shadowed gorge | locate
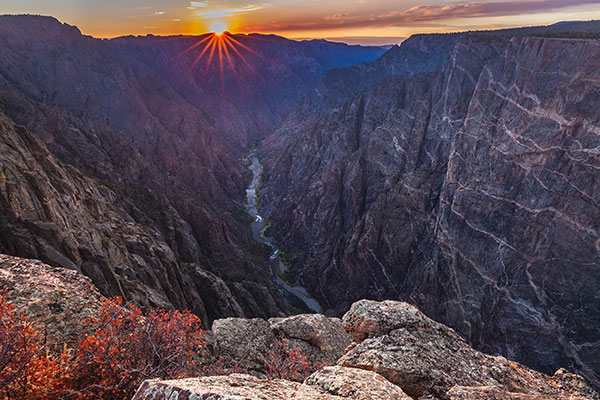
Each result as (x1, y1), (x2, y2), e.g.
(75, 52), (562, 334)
(0, 14), (385, 325)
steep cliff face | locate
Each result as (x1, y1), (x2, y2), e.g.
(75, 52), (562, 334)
(261, 32), (506, 304)
(432, 35), (600, 386)
(0, 110), (272, 324)
(260, 29), (600, 387)
(0, 15), (384, 322)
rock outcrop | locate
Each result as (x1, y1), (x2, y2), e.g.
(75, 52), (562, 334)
(133, 372), (409, 400)
(447, 385), (592, 400)
(305, 366), (412, 400)
(339, 300), (598, 399)
(260, 21), (600, 387)
(212, 318), (276, 371)
(210, 313), (352, 371)
(135, 300), (597, 400)
(0, 254), (103, 344)
(270, 314), (353, 365)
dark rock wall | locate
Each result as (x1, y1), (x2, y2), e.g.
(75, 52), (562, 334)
(261, 33), (600, 387)
(0, 111), (249, 325)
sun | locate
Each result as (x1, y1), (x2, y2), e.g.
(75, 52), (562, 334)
(210, 21), (227, 35)
(179, 24), (262, 85)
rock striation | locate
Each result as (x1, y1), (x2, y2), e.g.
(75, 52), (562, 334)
(260, 22), (600, 387)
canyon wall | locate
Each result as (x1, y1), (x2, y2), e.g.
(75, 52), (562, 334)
(261, 27), (600, 387)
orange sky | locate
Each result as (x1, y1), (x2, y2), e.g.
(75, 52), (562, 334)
(2, 0), (600, 45)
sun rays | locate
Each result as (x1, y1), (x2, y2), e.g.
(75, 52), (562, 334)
(181, 31), (261, 85)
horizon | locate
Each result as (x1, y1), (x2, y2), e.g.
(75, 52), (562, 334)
(1, 13), (599, 47)
(1, 1), (600, 46)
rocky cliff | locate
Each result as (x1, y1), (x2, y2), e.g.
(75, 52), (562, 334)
(1, 13), (599, 392)
(0, 111), (251, 324)
(0, 15), (384, 323)
(260, 23), (600, 387)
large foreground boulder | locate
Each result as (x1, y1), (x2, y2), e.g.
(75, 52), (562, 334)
(305, 366), (411, 400)
(447, 385), (592, 400)
(212, 318), (276, 371)
(133, 374), (340, 400)
(211, 313), (352, 371)
(269, 314), (353, 364)
(339, 300), (599, 399)
(133, 369), (409, 400)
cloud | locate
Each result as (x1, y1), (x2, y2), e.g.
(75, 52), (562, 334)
(324, 13), (350, 21)
(154, 11), (166, 15)
(243, 0), (600, 32)
(196, 4), (265, 19)
(190, 1), (208, 8)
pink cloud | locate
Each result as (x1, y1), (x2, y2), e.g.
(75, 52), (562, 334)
(243, 0), (600, 32)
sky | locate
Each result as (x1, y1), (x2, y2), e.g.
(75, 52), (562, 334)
(2, 0), (600, 45)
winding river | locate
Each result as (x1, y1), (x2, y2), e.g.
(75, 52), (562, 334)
(245, 149), (322, 313)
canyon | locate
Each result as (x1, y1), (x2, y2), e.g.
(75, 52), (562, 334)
(0, 15), (383, 324)
(0, 14), (599, 395)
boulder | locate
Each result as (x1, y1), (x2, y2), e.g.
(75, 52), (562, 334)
(212, 318), (276, 371)
(341, 299), (452, 343)
(305, 366), (411, 400)
(269, 314), (352, 364)
(210, 313), (353, 372)
(133, 369), (411, 400)
(338, 300), (599, 399)
(133, 374), (345, 399)
(447, 385), (590, 400)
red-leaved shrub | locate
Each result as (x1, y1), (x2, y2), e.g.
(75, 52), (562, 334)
(265, 335), (324, 382)
(0, 295), (322, 399)
(67, 297), (205, 399)
(0, 292), (62, 400)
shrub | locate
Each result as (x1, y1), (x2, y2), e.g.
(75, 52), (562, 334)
(265, 335), (324, 382)
(1, 294), (323, 399)
(0, 292), (62, 400)
(67, 297), (205, 399)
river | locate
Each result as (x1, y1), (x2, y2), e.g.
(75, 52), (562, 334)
(245, 149), (322, 313)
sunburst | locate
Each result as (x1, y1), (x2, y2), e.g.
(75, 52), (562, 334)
(180, 31), (262, 85)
